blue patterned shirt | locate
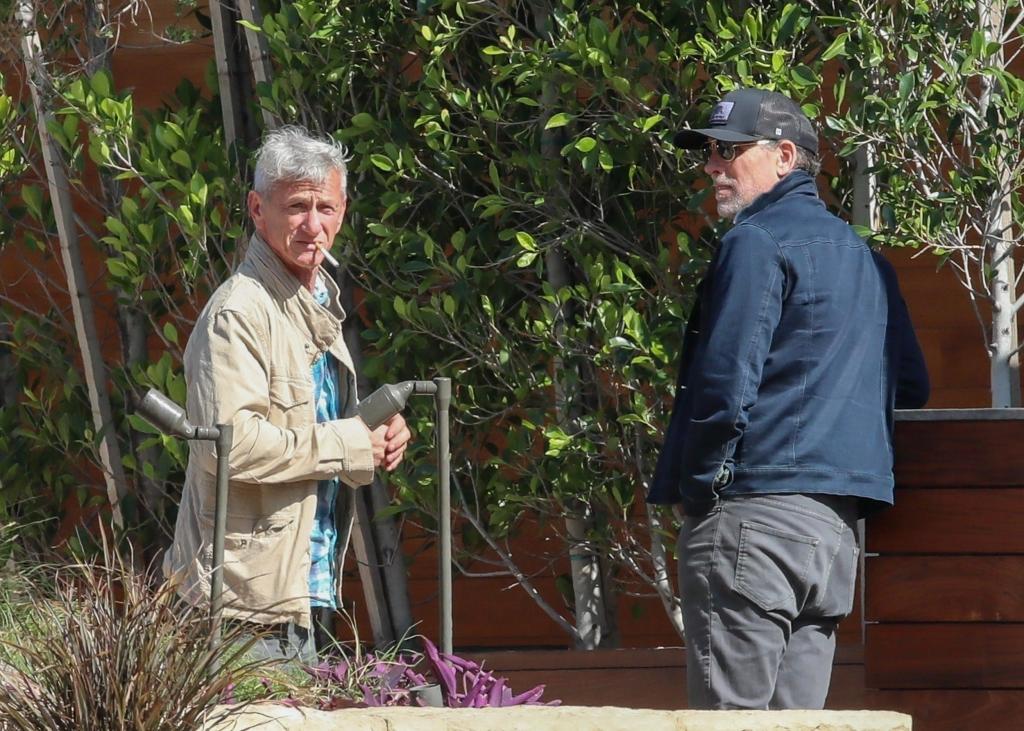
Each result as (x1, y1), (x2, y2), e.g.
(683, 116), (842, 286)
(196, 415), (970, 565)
(309, 276), (342, 608)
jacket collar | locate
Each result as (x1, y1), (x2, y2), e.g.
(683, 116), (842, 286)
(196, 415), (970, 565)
(242, 233), (346, 354)
(734, 170), (820, 223)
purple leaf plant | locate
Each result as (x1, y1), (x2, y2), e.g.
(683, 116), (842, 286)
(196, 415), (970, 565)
(295, 637), (558, 709)
(420, 637), (556, 708)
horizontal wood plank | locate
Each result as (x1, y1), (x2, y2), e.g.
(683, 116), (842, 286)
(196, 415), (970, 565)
(483, 666), (687, 709)
(867, 489), (1024, 554)
(866, 556), (1024, 622)
(866, 624), (1024, 689)
(860, 689), (1024, 731)
(894, 420), (1024, 486)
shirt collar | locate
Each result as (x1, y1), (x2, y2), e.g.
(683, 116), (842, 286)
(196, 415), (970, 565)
(241, 233), (346, 353)
(734, 171), (819, 223)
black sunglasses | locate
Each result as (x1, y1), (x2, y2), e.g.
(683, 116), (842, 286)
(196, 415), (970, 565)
(704, 139), (770, 162)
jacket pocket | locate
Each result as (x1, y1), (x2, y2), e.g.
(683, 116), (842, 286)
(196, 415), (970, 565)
(268, 375), (311, 424)
(202, 508), (299, 610)
(733, 520), (819, 615)
(201, 503), (297, 543)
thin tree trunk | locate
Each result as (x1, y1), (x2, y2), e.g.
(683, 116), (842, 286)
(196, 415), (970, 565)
(83, 0), (169, 546)
(530, 0), (612, 650)
(18, 0), (130, 531)
(977, 0), (1020, 407)
(209, 0), (259, 153)
(236, 0), (277, 130)
(341, 268), (416, 647)
(644, 501), (684, 638)
(852, 146), (877, 232)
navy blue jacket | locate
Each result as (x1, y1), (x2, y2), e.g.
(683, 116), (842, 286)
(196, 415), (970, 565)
(648, 172), (929, 515)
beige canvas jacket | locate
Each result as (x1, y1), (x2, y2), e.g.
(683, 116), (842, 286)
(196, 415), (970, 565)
(163, 233), (375, 628)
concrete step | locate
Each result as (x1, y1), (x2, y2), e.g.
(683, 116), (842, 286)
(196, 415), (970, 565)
(205, 704), (911, 731)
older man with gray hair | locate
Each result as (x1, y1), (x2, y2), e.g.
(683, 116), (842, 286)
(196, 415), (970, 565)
(164, 126), (411, 662)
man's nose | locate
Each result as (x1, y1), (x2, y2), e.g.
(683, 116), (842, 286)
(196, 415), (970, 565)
(302, 208), (323, 233)
(704, 151), (724, 176)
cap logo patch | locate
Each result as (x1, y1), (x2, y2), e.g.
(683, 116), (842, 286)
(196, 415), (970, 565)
(775, 127), (783, 135)
(709, 101), (734, 125)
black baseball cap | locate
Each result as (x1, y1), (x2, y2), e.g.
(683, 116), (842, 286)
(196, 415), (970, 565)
(673, 88), (818, 154)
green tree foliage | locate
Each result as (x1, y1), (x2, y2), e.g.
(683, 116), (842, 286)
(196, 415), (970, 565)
(822, 0), (1024, 405)
(0, 2), (240, 547)
(5, 0), (993, 642)
(246, 0), (841, 640)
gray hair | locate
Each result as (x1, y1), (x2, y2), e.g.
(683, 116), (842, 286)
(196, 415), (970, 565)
(765, 140), (821, 178)
(252, 126), (349, 197)
(792, 145), (822, 177)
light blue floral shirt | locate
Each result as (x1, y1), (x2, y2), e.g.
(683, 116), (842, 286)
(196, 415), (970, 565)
(309, 276), (342, 608)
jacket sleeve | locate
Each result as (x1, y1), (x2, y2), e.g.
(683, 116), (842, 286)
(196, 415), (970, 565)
(187, 306), (375, 488)
(677, 224), (785, 513)
(874, 252), (930, 409)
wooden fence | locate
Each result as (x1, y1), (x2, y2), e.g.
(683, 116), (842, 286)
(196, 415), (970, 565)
(414, 412), (1024, 731)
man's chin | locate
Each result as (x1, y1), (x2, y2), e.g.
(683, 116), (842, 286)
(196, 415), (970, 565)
(716, 200), (742, 220)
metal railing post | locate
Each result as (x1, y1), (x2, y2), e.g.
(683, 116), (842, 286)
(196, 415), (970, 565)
(434, 377), (452, 655)
(209, 423), (233, 654)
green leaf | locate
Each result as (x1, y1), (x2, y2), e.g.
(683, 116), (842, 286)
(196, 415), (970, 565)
(370, 154), (394, 171)
(574, 136), (597, 153)
(351, 112), (375, 129)
(820, 33), (848, 61)
(105, 216), (129, 239)
(90, 70), (112, 97)
(790, 65), (818, 88)
(162, 322), (178, 345)
(544, 426), (571, 456)
(544, 113), (572, 129)
(106, 258), (131, 278)
(21, 184), (42, 219)
(641, 114), (663, 132)
(898, 72), (915, 101)
(515, 231), (536, 251)
(516, 251), (537, 267)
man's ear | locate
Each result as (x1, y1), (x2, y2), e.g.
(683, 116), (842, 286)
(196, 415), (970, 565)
(775, 140), (798, 177)
(247, 190), (262, 224)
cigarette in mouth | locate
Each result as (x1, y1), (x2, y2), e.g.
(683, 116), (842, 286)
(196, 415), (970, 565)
(317, 242), (339, 267)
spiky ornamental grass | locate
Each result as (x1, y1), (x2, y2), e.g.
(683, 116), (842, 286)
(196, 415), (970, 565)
(0, 545), (277, 731)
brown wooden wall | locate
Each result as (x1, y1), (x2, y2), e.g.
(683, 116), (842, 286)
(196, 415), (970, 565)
(477, 644), (1022, 730)
(467, 417), (1024, 731)
(884, 247), (997, 409)
(860, 416), (1024, 728)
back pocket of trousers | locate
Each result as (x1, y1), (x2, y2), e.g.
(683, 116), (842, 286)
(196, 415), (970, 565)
(733, 521), (819, 614)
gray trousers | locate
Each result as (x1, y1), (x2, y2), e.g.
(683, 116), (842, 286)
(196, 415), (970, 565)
(677, 493), (860, 710)
(230, 607), (335, 667)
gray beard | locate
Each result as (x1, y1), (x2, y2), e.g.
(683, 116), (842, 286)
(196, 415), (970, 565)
(716, 197), (746, 220)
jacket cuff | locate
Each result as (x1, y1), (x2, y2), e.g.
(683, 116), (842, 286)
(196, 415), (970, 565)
(329, 417), (376, 487)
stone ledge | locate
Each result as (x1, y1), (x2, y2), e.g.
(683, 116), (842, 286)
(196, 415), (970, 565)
(205, 705), (911, 731)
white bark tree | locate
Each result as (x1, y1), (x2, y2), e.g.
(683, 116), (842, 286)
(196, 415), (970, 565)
(823, 0), (1024, 406)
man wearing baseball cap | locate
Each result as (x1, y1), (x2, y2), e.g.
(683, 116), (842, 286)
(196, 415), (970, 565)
(647, 88), (929, 709)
